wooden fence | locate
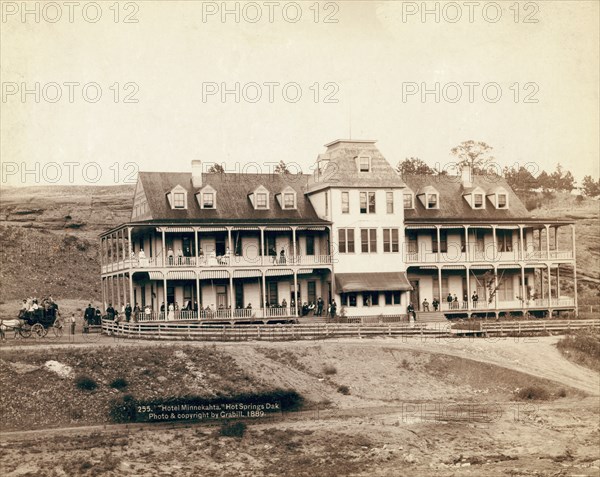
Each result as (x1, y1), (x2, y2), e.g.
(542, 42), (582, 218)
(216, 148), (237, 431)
(101, 319), (600, 341)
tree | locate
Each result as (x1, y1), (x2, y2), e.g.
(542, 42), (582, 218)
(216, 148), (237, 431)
(581, 175), (600, 198)
(503, 165), (538, 193)
(274, 160), (290, 175)
(549, 164), (576, 192)
(396, 157), (435, 177)
(207, 163), (225, 173)
(450, 140), (495, 174)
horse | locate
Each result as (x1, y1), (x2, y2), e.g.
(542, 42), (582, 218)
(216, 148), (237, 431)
(0, 319), (25, 340)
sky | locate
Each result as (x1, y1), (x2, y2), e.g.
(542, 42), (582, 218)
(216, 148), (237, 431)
(1, 0), (598, 187)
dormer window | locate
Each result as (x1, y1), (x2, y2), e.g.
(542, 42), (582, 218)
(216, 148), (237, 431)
(173, 193), (185, 209)
(473, 193), (484, 209)
(256, 193), (268, 209)
(358, 156), (371, 172)
(426, 193), (438, 209)
(203, 192), (214, 208)
(283, 192), (295, 209)
(167, 185), (188, 210)
(403, 192), (414, 209)
(498, 193), (507, 208)
(197, 184), (217, 210)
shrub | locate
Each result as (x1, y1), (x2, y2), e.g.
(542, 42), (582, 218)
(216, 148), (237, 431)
(514, 386), (550, 401)
(110, 377), (129, 390)
(219, 421), (247, 438)
(75, 375), (97, 391)
(323, 364), (337, 375)
(557, 329), (600, 371)
(337, 385), (350, 395)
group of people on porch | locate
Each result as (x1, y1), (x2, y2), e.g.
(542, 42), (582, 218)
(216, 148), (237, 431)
(413, 291), (481, 313)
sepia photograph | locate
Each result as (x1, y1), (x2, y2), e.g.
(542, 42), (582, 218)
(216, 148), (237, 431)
(1, 1), (599, 476)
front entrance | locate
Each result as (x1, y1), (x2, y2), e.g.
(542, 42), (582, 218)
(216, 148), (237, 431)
(409, 280), (420, 310)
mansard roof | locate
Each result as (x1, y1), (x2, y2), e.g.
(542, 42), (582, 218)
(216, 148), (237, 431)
(137, 171), (326, 223)
(402, 174), (530, 221)
(307, 140), (406, 191)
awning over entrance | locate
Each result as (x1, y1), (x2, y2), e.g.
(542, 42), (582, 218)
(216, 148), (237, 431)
(167, 271), (196, 280)
(335, 272), (413, 293)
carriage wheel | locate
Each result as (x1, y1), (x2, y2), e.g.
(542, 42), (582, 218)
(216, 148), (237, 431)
(31, 323), (46, 338)
(19, 325), (32, 338)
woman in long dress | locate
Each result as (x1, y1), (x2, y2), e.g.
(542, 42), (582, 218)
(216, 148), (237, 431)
(167, 303), (175, 321)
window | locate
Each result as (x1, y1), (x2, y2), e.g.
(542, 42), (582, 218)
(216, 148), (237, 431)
(358, 156), (370, 172)
(341, 191), (349, 213)
(383, 228), (399, 253)
(497, 277), (514, 301)
(427, 193), (438, 209)
(173, 192), (185, 209)
(386, 192), (394, 214)
(403, 193), (413, 209)
(363, 292), (379, 307)
(306, 234), (315, 255)
(498, 194), (507, 208)
(283, 193), (295, 209)
(267, 282), (278, 307)
(432, 230), (448, 253)
(256, 193), (268, 209)
(338, 228), (355, 253)
(360, 191), (376, 214)
(361, 228), (377, 253)
(473, 193), (484, 208)
(203, 192), (214, 209)
(384, 291), (401, 305)
(497, 230), (513, 252)
(307, 281), (316, 304)
(341, 292), (358, 307)
(325, 192), (329, 215)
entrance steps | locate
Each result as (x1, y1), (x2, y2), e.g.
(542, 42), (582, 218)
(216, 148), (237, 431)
(416, 311), (448, 323)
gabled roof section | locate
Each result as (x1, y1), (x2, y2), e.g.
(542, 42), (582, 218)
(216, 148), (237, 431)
(402, 175), (530, 221)
(137, 171), (325, 223)
(131, 177), (152, 221)
(307, 139), (405, 191)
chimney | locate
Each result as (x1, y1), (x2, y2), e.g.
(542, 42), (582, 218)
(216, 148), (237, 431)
(461, 164), (472, 188)
(191, 160), (202, 189)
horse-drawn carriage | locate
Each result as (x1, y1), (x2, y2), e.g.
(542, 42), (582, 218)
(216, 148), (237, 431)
(0, 305), (64, 339)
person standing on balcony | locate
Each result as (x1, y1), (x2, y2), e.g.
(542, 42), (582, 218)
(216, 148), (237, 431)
(446, 293), (453, 309)
(167, 247), (174, 265)
(463, 293), (469, 309)
(432, 298), (439, 311)
(453, 294), (459, 309)
(176, 248), (183, 265)
(472, 291), (479, 308)
(279, 248), (286, 264)
(167, 303), (175, 321)
(281, 298), (288, 309)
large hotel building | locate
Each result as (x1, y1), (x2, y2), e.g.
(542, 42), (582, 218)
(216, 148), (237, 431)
(100, 140), (577, 322)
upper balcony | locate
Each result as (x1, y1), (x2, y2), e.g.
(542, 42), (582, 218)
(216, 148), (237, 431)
(405, 245), (574, 265)
(101, 253), (333, 274)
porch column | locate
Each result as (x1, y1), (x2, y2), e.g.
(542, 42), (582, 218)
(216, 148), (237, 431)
(293, 271), (298, 317)
(122, 273), (127, 305)
(196, 275), (201, 312)
(556, 265), (561, 299)
(101, 277), (107, 311)
(260, 227), (265, 267)
(163, 277), (168, 313)
(127, 227), (133, 260)
(436, 225), (441, 262)
(465, 266), (471, 310)
(554, 225), (558, 251)
(547, 264), (552, 305)
(261, 272), (267, 318)
(572, 224), (578, 315)
(194, 227), (199, 265)
(227, 227), (233, 255)
(292, 227), (297, 264)
(109, 276), (114, 307)
(540, 266), (545, 301)
(519, 225), (525, 261)
(229, 272), (234, 315)
(521, 266), (526, 309)
(161, 229), (166, 267)
(464, 225), (469, 262)
(493, 266), (498, 310)
(492, 225), (497, 261)
(437, 267), (442, 308)
(545, 224), (550, 259)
